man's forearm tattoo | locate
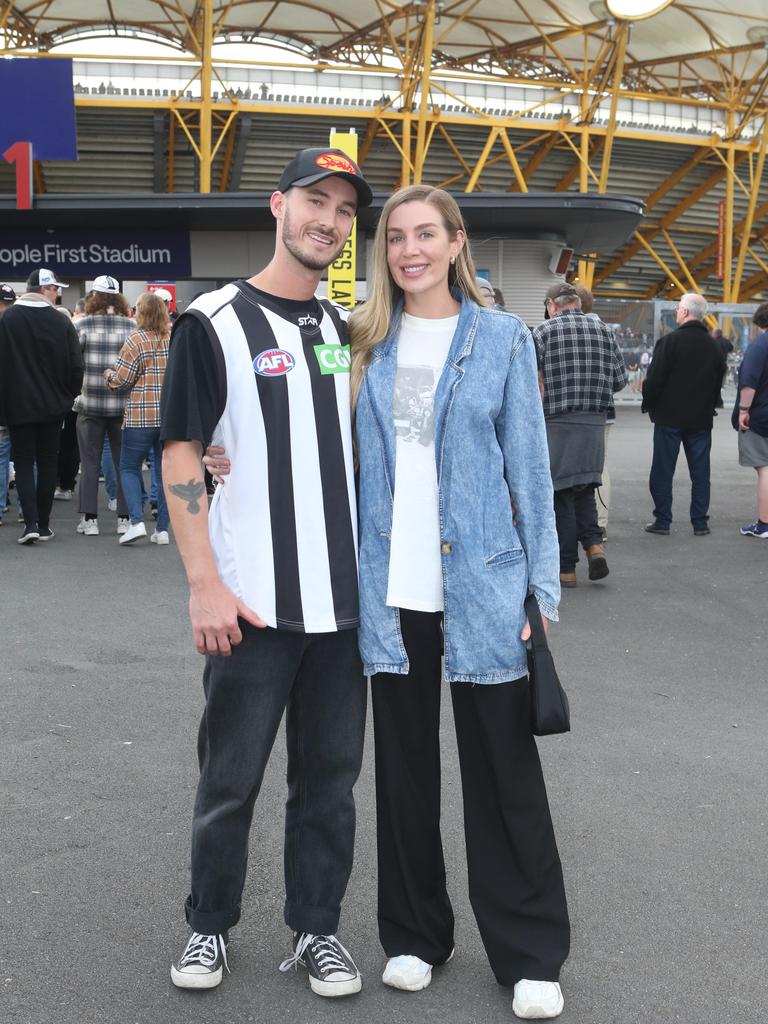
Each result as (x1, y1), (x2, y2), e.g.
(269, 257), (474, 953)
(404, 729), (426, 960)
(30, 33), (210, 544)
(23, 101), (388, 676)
(169, 479), (206, 514)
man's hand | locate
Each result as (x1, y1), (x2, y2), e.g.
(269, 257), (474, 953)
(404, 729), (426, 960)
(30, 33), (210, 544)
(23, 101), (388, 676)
(739, 409), (750, 432)
(203, 444), (231, 485)
(189, 576), (266, 656)
(520, 616), (550, 642)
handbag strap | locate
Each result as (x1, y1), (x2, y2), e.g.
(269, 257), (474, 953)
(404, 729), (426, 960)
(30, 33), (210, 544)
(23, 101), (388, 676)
(523, 593), (550, 654)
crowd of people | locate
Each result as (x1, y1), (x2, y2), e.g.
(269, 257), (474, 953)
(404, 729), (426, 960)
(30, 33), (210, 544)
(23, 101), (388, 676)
(1, 147), (768, 1021)
(0, 276), (174, 544)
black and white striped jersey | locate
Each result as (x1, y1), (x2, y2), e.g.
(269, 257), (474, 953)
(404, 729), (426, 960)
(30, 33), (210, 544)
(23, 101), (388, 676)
(160, 280), (358, 634)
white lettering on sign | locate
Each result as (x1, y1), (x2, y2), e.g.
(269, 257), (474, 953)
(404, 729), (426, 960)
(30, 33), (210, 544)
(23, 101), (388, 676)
(0, 242), (173, 267)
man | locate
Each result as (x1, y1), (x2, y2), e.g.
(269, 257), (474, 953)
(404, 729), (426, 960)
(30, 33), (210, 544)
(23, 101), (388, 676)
(533, 282), (628, 588)
(642, 292), (725, 536)
(574, 283), (614, 541)
(160, 148), (372, 997)
(0, 269), (83, 543)
(0, 285), (16, 525)
(0, 283), (16, 314)
(475, 277), (496, 307)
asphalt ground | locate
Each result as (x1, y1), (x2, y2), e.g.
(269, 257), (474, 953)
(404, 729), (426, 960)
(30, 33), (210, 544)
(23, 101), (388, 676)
(1, 403), (766, 1024)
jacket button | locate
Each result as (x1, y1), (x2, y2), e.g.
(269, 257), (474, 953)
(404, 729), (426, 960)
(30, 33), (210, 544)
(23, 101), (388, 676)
(441, 542), (452, 555)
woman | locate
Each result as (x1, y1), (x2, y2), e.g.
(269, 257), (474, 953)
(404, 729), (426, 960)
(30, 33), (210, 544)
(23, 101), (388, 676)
(105, 291), (171, 545)
(205, 186), (569, 1019)
(734, 301), (768, 538)
(74, 277), (133, 536)
(352, 185), (568, 1020)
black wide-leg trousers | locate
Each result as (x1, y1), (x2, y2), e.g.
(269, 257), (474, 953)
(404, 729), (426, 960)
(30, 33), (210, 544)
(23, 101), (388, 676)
(371, 610), (570, 986)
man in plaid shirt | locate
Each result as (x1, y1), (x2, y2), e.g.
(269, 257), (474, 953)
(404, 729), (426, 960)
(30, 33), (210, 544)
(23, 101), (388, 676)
(533, 283), (628, 587)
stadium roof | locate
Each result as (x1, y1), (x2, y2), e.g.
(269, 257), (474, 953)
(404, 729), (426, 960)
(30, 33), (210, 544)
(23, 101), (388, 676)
(4, 1), (768, 107)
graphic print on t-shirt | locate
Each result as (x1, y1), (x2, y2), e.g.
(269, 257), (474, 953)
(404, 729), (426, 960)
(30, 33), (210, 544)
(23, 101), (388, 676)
(393, 365), (438, 446)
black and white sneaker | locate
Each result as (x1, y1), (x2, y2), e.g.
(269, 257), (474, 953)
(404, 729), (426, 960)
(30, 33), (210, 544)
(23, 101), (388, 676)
(37, 527), (55, 541)
(18, 525), (39, 545)
(171, 931), (229, 990)
(279, 932), (362, 997)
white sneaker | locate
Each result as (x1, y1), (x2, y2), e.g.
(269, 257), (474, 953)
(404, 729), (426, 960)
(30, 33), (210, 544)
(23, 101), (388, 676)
(119, 521), (147, 545)
(150, 530), (170, 545)
(382, 955), (434, 992)
(116, 517), (130, 535)
(78, 517), (99, 536)
(107, 498), (117, 512)
(512, 980), (564, 1020)
(53, 488), (73, 501)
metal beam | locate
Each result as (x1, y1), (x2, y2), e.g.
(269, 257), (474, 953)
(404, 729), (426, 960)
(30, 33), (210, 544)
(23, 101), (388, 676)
(152, 111), (166, 193)
(598, 23), (629, 194)
(594, 152), (749, 286)
(198, 0), (213, 193)
(227, 113), (251, 192)
(413, 1), (437, 184)
(733, 119), (768, 299)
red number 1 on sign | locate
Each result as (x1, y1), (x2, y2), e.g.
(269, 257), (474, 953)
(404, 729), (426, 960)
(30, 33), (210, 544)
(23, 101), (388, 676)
(3, 142), (34, 210)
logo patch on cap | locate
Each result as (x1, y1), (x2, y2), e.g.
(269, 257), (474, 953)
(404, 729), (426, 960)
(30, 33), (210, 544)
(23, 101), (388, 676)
(315, 152), (358, 175)
(253, 348), (296, 377)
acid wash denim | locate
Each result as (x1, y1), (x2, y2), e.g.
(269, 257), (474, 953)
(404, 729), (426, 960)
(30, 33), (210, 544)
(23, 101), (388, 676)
(356, 295), (560, 684)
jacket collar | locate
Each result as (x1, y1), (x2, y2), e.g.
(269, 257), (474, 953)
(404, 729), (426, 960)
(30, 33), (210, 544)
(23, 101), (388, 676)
(371, 291), (479, 366)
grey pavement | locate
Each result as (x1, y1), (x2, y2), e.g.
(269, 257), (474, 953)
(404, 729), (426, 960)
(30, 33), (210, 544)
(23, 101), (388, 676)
(1, 406), (766, 1024)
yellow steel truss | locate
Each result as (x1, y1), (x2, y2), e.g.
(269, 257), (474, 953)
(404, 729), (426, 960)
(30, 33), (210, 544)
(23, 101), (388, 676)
(2, 2), (767, 297)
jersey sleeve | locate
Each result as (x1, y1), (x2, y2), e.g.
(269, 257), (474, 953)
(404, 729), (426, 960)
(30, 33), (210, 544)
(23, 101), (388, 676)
(160, 312), (227, 448)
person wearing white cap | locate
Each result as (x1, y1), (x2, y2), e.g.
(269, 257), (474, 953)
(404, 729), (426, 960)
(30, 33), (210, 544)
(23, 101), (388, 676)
(0, 269), (83, 542)
(73, 275), (134, 536)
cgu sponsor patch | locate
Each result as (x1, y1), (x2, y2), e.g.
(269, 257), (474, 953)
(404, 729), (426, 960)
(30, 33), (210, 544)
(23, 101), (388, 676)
(314, 343), (351, 375)
(253, 348), (296, 377)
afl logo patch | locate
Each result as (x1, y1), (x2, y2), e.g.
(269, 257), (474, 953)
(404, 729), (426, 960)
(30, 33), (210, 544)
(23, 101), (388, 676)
(254, 348), (295, 377)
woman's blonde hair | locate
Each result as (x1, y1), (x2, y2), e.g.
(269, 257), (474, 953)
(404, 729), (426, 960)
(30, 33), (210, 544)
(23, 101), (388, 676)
(349, 185), (486, 409)
(135, 291), (170, 336)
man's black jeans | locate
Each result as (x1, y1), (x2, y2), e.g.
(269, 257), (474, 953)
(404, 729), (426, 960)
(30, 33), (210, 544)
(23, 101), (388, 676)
(185, 623), (366, 938)
(9, 418), (61, 531)
(553, 483), (603, 573)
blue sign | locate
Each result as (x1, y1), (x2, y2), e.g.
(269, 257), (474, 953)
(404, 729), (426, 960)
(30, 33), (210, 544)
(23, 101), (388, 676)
(0, 229), (191, 278)
(0, 59), (77, 160)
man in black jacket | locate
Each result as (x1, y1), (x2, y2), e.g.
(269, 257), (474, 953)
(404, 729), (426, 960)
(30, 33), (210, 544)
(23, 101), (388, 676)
(0, 269), (84, 544)
(642, 293), (725, 536)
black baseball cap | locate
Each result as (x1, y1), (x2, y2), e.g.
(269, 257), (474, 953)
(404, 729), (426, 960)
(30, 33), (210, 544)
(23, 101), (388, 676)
(545, 282), (579, 303)
(0, 284), (16, 304)
(277, 148), (372, 208)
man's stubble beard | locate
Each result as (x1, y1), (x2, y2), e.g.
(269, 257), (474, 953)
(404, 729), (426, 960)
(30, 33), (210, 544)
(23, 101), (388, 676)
(281, 207), (347, 272)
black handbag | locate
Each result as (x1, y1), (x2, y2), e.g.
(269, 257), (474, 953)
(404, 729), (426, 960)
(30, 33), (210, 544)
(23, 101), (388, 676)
(523, 594), (570, 736)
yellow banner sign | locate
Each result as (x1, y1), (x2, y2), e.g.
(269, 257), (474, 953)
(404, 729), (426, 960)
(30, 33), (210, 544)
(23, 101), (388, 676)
(327, 129), (358, 308)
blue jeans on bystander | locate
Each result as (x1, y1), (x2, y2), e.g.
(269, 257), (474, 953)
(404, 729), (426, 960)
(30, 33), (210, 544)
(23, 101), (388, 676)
(649, 425), (712, 529)
(119, 426), (169, 532)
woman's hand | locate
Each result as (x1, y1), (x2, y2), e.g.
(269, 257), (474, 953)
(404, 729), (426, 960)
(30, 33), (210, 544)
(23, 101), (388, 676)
(203, 445), (231, 485)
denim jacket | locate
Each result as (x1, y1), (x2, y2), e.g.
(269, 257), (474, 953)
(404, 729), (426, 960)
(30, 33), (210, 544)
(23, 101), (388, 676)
(356, 294), (560, 683)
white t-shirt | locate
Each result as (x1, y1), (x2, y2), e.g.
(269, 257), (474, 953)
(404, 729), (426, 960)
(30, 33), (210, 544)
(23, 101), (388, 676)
(386, 312), (458, 612)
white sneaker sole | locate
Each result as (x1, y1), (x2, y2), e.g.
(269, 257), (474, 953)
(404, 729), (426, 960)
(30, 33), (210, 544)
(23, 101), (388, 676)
(170, 964), (223, 990)
(308, 973), (362, 997)
(512, 993), (564, 1019)
(382, 948), (453, 992)
(382, 967), (432, 992)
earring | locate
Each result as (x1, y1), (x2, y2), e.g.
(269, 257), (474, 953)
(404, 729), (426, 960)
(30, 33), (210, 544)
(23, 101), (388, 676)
(450, 256), (456, 265)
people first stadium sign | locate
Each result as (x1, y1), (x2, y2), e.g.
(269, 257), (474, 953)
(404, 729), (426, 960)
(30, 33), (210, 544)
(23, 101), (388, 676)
(0, 230), (191, 278)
